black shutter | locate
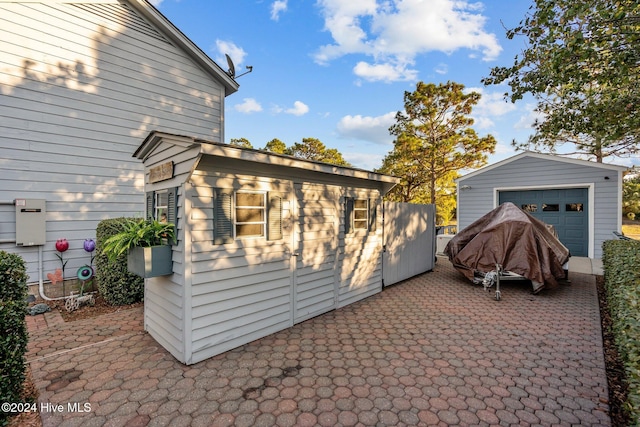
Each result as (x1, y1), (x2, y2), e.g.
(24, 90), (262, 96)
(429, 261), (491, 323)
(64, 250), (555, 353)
(146, 191), (155, 220)
(167, 187), (178, 225)
(267, 192), (283, 241)
(344, 198), (354, 234)
(214, 189), (233, 244)
(369, 198), (377, 232)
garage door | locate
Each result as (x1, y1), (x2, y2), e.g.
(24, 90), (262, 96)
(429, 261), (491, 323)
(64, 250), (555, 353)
(499, 188), (588, 256)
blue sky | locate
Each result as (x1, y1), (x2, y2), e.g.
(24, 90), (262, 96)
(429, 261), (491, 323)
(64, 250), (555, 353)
(150, 0), (637, 171)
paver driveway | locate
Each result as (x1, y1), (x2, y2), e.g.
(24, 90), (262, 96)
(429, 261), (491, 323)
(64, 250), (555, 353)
(26, 258), (610, 426)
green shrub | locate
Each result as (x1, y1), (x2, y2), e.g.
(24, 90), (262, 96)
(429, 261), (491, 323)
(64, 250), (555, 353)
(0, 251), (28, 426)
(602, 239), (640, 424)
(95, 218), (144, 306)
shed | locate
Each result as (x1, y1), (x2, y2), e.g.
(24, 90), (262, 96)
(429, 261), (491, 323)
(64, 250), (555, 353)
(456, 152), (628, 259)
(134, 131), (400, 364)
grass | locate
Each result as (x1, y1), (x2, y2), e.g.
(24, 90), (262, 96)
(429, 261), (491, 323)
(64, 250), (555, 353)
(622, 220), (640, 239)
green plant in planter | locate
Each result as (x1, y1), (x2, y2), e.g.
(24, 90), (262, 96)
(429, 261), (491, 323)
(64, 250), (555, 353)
(102, 218), (176, 262)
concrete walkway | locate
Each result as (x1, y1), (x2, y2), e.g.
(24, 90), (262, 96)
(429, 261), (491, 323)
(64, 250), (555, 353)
(26, 259), (610, 426)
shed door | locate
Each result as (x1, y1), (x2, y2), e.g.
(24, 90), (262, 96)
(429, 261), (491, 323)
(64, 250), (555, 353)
(292, 183), (339, 323)
(499, 188), (588, 256)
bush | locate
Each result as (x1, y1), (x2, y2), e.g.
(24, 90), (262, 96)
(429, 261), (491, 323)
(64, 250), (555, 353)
(602, 239), (640, 424)
(95, 218), (144, 306)
(0, 251), (29, 426)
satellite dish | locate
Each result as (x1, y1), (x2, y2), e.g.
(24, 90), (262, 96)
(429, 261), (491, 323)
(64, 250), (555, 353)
(225, 54), (236, 78)
(224, 53), (253, 79)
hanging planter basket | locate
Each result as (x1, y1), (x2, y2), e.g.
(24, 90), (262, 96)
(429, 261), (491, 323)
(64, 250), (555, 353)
(127, 245), (173, 278)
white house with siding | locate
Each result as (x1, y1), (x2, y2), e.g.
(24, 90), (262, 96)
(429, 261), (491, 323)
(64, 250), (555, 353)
(134, 131), (399, 364)
(456, 152), (628, 259)
(0, 0), (238, 288)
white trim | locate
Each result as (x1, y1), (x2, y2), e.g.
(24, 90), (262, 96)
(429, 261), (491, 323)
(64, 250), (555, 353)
(494, 183), (595, 258)
(458, 151), (628, 182)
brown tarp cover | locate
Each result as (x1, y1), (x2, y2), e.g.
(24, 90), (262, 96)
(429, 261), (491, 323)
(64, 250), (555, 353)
(444, 202), (570, 293)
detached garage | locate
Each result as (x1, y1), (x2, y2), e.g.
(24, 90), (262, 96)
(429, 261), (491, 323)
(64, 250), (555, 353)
(456, 152), (628, 259)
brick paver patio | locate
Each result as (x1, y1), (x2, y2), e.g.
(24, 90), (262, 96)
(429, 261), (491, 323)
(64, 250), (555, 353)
(26, 258), (610, 426)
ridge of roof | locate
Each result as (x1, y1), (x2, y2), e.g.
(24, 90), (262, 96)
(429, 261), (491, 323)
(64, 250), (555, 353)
(458, 151), (629, 182)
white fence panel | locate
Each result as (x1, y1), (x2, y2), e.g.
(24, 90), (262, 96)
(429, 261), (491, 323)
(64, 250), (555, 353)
(383, 202), (435, 287)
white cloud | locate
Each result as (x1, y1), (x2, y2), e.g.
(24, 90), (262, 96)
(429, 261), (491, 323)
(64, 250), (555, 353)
(271, 0), (288, 21)
(434, 63), (448, 75)
(314, 0), (501, 82)
(234, 98), (263, 113)
(148, 0), (163, 6)
(353, 61), (417, 83)
(514, 103), (543, 130)
(336, 112), (396, 145)
(285, 101), (309, 116)
(344, 151), (385, 171)
(214, 40), (247, 71)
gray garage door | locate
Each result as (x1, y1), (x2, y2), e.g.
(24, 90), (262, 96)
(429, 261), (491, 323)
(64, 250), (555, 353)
(499, 188), (588, 256)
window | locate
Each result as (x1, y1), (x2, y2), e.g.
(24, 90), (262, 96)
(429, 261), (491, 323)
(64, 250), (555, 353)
(521, 204), (537, 213)
(345, 197), (376, 234)
(566, 203), (583, 212)
(542, 204), (559, 212)
(155, 191), (168, 222)
(235, 192), (266, 238)
(146, 188), (177, 224)
(213, 189), (283, 244)
(353, 199), (368, 230)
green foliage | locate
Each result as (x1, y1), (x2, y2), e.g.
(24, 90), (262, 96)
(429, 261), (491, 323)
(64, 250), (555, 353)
(0, 252), (28, 425)
(95, 218), (145, 306)
(285, 137), (351, 167)
(483, 0), (640, 161)
(263, 138), (287, 154)
(623, 176), (640, 218)
(101, 218), (175, 262)
(602, 239), (640, 424)
(378, 81), (495, 213)
(229, 137), (253, 149)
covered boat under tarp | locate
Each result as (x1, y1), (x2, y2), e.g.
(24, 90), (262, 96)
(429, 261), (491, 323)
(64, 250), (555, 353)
(444, 202), (570, 293)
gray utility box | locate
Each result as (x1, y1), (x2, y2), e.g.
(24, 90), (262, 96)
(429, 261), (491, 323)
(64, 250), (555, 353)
(15, 199), (46, 246)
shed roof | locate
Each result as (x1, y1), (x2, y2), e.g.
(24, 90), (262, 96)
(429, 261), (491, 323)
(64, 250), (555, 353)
(458, 151), (629, 182)
(135, 131), (400, 193)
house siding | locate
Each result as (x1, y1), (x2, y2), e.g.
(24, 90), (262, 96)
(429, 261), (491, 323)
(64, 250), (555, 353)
(458, 155), (625, 259)
(0, 0), (226, 281)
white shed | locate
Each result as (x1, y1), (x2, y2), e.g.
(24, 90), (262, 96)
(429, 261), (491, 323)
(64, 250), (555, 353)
(134, 131), (399, 364)
(456, 152), (628, 259)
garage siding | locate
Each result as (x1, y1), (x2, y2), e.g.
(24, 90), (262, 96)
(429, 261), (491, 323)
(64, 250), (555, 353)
(458, 154), (625, 259)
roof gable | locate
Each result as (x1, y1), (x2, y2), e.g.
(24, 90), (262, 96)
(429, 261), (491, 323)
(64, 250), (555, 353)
(458, 151), (628, 182)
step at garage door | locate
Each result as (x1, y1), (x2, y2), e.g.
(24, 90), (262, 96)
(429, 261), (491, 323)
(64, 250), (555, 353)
(499, 188), (588, 257)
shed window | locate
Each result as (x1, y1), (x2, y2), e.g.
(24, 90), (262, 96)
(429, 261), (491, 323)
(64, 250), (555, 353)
(345, 198), (377, 234)
(235, 192), (265, 238)
(353, 199), (368, 230)
(155, 191), (169, 222)
(146, 188), (177, 225)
